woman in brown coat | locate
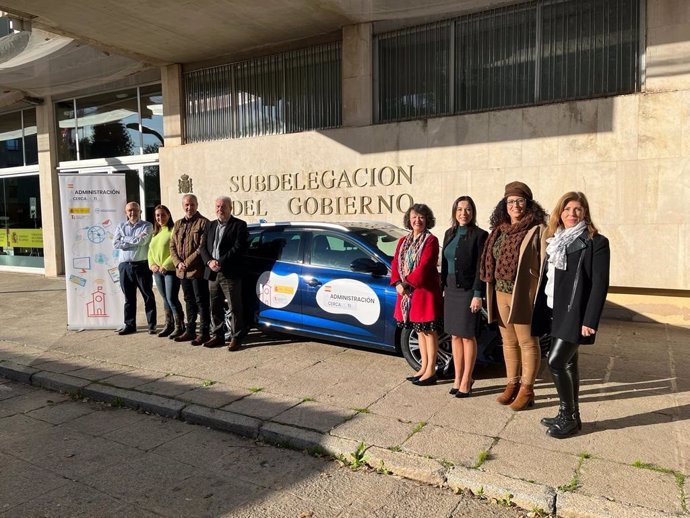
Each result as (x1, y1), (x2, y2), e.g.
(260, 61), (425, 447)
(480, 182), (547, 411)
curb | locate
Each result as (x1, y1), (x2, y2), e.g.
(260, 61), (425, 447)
(80, 383), (187, 418)
(0, 361), (39, 383)
(0, 362), (677, 518)
(182, 404), (261, 438)
(446, 465), (556, 514)
(556, 492), (676, 518)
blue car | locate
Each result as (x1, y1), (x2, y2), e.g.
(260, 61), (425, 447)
(229, 221), (503, 375)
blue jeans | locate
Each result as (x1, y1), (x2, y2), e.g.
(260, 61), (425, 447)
(153, 272), (183, 319)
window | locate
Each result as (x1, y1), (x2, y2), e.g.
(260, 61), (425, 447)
(310, 233), (370, 270)
(0, 109), (37, 168)
(185, 41), (342, 142)
(376, 0), (641, 122)
(378, 22), (451, 121)
(248, 230), (303, 263)
(55, 85), (164, 162)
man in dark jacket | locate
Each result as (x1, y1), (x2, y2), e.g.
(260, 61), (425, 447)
(170, 194), (210, 345)
(200, 196), (248, 351)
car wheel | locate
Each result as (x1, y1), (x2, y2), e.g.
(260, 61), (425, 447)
(400, 327), (454, 378)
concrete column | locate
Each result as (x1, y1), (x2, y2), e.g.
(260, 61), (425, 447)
(342, 23), (373, 127)
(161, 64), (185, 147)
(36, 96), (64, 276)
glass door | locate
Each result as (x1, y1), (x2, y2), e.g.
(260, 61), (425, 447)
(0, 174), (44, 268)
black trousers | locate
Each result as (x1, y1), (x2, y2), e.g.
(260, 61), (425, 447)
(209, 272), (243, 340)
(180, 277), (210, 336)
(547, 338), (580, 412)
(118, 260), (156, 330)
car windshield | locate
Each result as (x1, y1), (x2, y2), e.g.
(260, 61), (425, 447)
(352, 226), (407, 260)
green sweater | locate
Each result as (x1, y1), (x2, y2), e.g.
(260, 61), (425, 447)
(147, 226), (175, 271)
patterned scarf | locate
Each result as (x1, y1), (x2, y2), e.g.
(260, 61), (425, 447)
(397, 230), (431, 323)
(480, 213), (537, 283)
(546, 221), (587, 270)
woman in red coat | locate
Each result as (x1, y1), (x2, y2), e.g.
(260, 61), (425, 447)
(391, 203), (444, 386)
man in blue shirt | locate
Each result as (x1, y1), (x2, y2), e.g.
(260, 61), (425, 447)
(113, 201), (157, 335)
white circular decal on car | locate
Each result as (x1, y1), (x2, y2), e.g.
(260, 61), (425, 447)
(316, 279), (380, 326)
(256, 271), (299, 308)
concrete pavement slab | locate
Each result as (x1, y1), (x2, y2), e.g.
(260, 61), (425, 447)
(26, 398), (96, 425)
(483, 438), (581, 489)
(136, 373), (205, 397)
(556, 492), (675, 518)
(222, 390), (301, 420)
(446, 465), (556, 514)
(608, 356), (674, 382)
(3, 482), (152, 518)
(0, 413), (55, 442)
(177, 382), (247, 408)
(63, 405), (149, 436)
(331, 412), (416, 448)
(261, 366), (344, 399)
(99, 369), (167, 389)
(317, 375), (401, 409)
(0, 388), (70, 418)
(67, 361), (136, 382)
(4, 426), (145, 480)
(85, 452), (218, 514)
(584, 410), (681, 471)
(0, 378), (33, 400)
(29, 354), (100, 374)
(428, 395), (514, 437)
(578, 457), (685, 514)
(402, 423), (494, 469)
(332, 471), (459, 517)
(151, 427), (251, 468)
(102, 413), (193, 451)
(367, 379), (453, 422)
(0, 452), (70, 510)
(272, 399), (357, 432)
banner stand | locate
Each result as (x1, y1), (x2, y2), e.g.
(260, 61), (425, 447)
(58, 173), (127, 330)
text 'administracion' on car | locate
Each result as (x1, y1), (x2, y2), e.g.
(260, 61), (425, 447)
(228, 221), (503, 376)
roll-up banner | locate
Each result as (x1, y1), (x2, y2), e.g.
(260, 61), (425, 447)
(59, 173), (127, 330)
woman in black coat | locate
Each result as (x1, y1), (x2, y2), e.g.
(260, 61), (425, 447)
(532, 191), (610, 438)
(441, 196), (488, 397)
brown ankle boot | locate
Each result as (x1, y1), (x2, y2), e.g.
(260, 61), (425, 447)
(496, 381), (521, 405)
(510, 384), (535, 411)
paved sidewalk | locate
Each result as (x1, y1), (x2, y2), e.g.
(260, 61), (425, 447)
(0, 379), (524, 517)
(1, 273), (688, 517)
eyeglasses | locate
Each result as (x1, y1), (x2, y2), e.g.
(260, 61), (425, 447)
(506, 198), (526, 206)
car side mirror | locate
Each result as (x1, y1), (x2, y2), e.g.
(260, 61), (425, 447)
(350, 257), (387, 276)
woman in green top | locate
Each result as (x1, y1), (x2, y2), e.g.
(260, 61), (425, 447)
(441, 196), (488, 398)
(148, 205), (184, 338)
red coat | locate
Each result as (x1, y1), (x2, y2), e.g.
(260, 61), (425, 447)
(390, 234), (443, 323)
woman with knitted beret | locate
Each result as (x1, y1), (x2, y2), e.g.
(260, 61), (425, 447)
(480, 182), (547, 410)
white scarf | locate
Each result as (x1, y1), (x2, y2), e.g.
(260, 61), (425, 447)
(546, 221), (587, 270)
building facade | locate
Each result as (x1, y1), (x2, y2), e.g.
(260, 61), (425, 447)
(1, 0), (689, 323)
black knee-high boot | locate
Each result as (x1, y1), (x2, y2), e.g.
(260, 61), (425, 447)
(545, 338), (580, 439)
(541, 349), (582, 430)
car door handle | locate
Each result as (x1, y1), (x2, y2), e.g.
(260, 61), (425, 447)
(303, 276), (322, 287)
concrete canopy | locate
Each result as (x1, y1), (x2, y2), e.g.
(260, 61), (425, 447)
(0, 28), (146, 107)
(0, 0), (509, 64)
